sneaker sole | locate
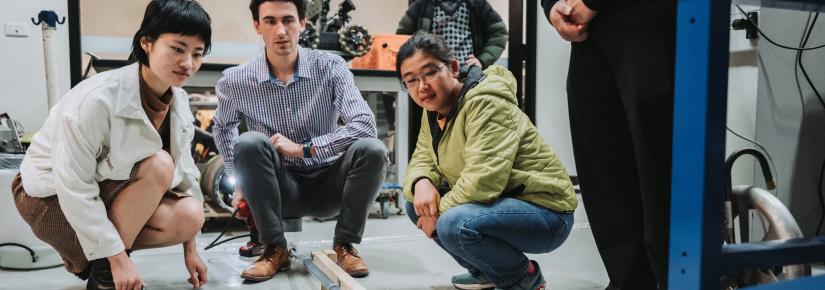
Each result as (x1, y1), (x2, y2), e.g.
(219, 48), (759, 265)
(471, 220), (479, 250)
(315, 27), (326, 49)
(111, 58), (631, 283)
(239, 248), (264, 257)
(348, 270), (369, 278)
(452, 283), (496, 290)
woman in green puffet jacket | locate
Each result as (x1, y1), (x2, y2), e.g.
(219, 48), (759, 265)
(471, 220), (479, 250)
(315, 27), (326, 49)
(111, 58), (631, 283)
(398, 32), (577, 290)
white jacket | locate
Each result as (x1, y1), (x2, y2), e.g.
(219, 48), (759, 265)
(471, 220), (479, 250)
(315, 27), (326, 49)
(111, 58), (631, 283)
(20, 63), (202, 260)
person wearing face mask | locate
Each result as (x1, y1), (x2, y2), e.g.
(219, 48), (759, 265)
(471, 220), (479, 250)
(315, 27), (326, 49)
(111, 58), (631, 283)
(542, 0), (676, 289)
(397, 0), (508, 70)
(398, 32), (577, 290)
(212, 0), (388, 283)
(13, 1), (211, 289)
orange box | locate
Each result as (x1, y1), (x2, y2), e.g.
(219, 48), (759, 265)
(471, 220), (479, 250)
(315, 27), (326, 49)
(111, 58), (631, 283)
(350, 34), (411, 71)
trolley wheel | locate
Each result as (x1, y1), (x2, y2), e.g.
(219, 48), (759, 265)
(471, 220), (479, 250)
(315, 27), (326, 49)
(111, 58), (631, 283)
(380, 198), (390, 219)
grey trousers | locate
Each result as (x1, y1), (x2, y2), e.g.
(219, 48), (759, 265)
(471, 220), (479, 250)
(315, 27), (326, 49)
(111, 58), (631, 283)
(234, 132), (388, 246)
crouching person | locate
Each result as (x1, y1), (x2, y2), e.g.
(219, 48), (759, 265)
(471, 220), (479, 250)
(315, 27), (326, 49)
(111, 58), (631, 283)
(212, 0), (389, 282)
(13, 1), (211, 289)
(398, 32), (578, 290)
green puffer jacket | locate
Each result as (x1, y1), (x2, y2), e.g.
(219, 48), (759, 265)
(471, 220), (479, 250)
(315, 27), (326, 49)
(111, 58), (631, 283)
(396, 0), (508, 68)
(403, 65), (578, 213)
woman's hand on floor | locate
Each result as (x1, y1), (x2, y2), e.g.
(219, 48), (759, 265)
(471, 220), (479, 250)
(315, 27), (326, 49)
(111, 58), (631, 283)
(183, 244), (208, 288)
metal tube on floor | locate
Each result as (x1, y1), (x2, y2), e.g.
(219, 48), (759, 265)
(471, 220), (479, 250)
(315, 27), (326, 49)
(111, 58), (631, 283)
(292, 252), (340, 290)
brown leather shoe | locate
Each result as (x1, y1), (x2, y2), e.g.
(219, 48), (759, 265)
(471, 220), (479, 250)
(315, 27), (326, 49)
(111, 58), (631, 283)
(240, 244), (291, 282)
(333, 242), (369, 277)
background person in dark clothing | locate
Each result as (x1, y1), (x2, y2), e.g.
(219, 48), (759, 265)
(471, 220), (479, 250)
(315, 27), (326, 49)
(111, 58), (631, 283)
(541, 0), (676, 289)
(397, 0), (508, 70)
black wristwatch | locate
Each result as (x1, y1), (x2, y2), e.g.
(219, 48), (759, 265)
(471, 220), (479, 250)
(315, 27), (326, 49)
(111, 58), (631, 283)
(302, 141), (313, 158)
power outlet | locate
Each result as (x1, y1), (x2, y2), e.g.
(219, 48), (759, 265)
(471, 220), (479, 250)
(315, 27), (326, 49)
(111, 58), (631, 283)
(4, 23), (30, 37)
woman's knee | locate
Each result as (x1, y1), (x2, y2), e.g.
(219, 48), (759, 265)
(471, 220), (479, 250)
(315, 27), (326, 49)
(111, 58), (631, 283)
(173, 198), (205, 238)
(436, 205), (479, 243)
(137, 151), (174, 188)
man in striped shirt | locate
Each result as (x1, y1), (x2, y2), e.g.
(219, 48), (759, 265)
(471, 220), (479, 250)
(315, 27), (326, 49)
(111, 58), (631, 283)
(213, 0), (388, 282)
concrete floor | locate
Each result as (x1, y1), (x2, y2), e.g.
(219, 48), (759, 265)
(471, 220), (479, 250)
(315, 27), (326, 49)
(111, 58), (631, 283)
(0, 196), (609, 290)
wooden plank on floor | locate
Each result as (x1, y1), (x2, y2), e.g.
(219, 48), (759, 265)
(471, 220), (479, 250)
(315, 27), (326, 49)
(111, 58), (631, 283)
(312, 251), (366, 290)
(323, 249), (336, 261)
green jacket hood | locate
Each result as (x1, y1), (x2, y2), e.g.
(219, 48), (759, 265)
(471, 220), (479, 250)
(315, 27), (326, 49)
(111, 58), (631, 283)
(463, 65), (519, 107)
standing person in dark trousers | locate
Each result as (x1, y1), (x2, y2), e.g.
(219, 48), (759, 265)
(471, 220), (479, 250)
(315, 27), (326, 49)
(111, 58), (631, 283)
(213, 0), (388, 283)
(541, 0), (676, 289)
(397, 0), (508, 70)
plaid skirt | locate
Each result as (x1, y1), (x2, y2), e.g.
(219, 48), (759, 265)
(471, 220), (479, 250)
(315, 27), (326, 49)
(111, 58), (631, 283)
(11, 163), (188, 279)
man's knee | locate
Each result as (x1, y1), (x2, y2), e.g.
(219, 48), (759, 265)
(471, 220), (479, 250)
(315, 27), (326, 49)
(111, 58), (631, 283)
(234, 131), (272, 160)
(350, 138), (388, 164)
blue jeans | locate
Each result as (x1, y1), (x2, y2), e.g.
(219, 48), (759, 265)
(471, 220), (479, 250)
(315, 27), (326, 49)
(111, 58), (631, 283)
(405, 198), (574, 287)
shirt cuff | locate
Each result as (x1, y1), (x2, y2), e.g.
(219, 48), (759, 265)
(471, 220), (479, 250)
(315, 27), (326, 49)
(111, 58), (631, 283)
(438, 192), (457, 214)
(83, 239), (125, 261)
(311, 135), (335, 160)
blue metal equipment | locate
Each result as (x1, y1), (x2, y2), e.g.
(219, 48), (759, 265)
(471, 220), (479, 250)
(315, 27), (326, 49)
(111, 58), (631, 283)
(669, 0), (825, 289)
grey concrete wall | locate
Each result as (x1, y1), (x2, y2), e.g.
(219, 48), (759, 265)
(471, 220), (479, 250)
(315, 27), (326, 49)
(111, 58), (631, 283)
(755, 7), (825, 237)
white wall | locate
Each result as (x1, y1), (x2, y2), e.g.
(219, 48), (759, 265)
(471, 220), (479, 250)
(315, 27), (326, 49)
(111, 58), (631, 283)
(533, 5), (761, 185)
(726, 6), (761, 189)
(488, 0), (509, 60)
(752, 7), (825, 235)
(533, 7), (576, 175)
(0, 0), (71, 133)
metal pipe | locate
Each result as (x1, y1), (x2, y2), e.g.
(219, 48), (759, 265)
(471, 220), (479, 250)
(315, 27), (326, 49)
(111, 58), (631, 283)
(732, 186), (801, 241)
(291, 252), (340, 290)
(32, 10), (67, 110)
(731, 185), (811, 282)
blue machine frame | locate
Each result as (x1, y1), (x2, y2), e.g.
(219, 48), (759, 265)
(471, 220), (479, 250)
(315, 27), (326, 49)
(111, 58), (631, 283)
(669, 0), (825, 289)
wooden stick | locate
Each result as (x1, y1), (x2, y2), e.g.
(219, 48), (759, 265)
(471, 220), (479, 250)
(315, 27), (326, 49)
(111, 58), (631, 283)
(312, 251), (366, 290)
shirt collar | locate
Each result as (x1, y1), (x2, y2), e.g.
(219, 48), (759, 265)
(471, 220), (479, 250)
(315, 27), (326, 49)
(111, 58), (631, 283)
(114, 63), (144, 119)
(255, 46), (313, 84)
(296, 46), (313, 80)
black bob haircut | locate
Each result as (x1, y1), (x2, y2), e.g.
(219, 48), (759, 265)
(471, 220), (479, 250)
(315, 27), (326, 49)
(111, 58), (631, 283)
(395, 32), (454, 80)
(130, 0), (212, 66)
(249, 0), (306, 21)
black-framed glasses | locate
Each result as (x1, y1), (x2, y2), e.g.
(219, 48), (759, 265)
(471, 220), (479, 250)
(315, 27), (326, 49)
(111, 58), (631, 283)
(400, 63), (447, 90)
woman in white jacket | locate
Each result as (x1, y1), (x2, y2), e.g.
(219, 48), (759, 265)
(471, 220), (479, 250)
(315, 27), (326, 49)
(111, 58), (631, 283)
(13, 1), (211, 289)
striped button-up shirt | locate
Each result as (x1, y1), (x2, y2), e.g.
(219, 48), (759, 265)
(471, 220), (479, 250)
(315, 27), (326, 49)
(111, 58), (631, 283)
(214, 47), (377, 176)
